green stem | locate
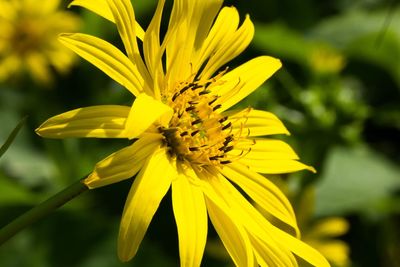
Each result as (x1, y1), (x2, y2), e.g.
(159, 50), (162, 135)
(0, 178), (89, 245)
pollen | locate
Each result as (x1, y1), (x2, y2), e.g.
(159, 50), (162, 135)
(160, 76), (240, 168)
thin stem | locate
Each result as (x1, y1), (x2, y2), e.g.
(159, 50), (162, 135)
(0, 178), (89, 245)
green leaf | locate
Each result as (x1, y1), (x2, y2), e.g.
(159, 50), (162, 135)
(0, 116), (27, 159)
(253, 23), (314, 64)
(315, 145), (400, 217)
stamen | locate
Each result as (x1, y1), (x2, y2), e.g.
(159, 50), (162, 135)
(191, 118), (202, 125)
(185, 106), (196, 112)
(222, 122), (232, 130)
(212, 104), (222, 111)
(199, 90), (210, 95)
(191, 130), (200, 136)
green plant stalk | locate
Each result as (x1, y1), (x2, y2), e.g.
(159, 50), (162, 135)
(0, 178), (89, 245)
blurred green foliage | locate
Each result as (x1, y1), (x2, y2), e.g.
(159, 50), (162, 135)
(1, 0), (399, 266)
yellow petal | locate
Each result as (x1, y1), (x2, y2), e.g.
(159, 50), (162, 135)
(250, 235), (298, 267)
(212, 56), (282, 112)
(123, 93), (173, 139)
(59, 33), (144, 96)
(118, 148), (175, 261)
(200, 14), (254, 80)
(165, 0), (223, 82)
(308, 217), (349, 237)
(36, 105), (130, 138)
(269, 226), (331, 267)
(105, 0), (151, 88)
(214, 175), (330, 267)
(206, 175), (295, 266)
(221, 162), (299, 237)
(143, 0), (165, 99)
(203, 182), (254, 267)
(225, 108), (289, 137)
(84, 133), (163, 188)
(238, 157), (316, 174)
(69, 0), (145, 40)
(233, 139), (299, 160)
(172, 171), (208, 267)
(193, 6), (239, 75)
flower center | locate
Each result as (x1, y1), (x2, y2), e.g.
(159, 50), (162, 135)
(160, 78), (235, 168)
(12, 19), (43, 55)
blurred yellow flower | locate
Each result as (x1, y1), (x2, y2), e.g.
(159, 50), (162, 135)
(309, 45), (346, 75)
(303, 217), (350, 267)
(296, 187), (350, 267)
(0, 0), (80, 85)
(36, 0), (330, 266)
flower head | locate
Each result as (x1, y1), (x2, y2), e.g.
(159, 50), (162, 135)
(0, 0), (80, 84)
(36, 0), (330, 266)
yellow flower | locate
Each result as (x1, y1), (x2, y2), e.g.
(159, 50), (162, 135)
(303, 217), (350, 267)
(0, 0), (80, 85)
(36, 0), (330, 266)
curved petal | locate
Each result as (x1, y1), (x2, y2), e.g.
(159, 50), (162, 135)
(221, 162), (299, 237)
(214, 175), (330, 267)
(172, 171), (208, 267)
(105, 0), (152, 90)
(192, 6), (239, 75)
(84, 133), (163, 188)
(118, 148), (176, 262)
(123, 93), (173, 139)
(225, 108), (289, 137)
(69, 0), (145, 40)
(250, 235), (298, 267)
(143, 0), (165, 99)
(35, 105), (130, 138)
(200, 14), (254, 80)
(206, 175), (296, 266)
(211, 56), (282, 112)
(202, 180), (254, 267)
(165, 0), (223, 83)
(238, 157), (316, 174)
(59, 33), (144, 96)
(233, 139), (299, 160)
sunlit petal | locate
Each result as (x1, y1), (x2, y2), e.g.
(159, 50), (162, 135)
(118, 148), (176, 261)
(59, 33), (144, 96)
(36, 105), (130, 138)
(225, 108), (290, 136)
(123, 93), (173, 139)
(221, 162), (299, 236)
(85, 133), (163, 188)
(212, 56), (282, 112)
(69, 0), (145, 40)
(172, 171), (208, 267)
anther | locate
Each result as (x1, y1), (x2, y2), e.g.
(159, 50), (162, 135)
(172, 92), (179, 102)
(191, 130), (200, 136)
(191, 84), (203, 90)
(218, 116), (228, 123)
(222, 122), (232, 130)
(209, 155), (223, 161)
(189, 147), (199, 152)
(199, 90), (210, 95)
(185, 106), (196, 112)
(191, 118), (202, 125)
(208, 98), (218, 105)
(179, 85), (190, 94)
(223, 135), (233, 146)
(212, 104), (222, 111)
(223, 146), (234, 152)
(220, 160), (231, 164)
(180, 131), (188, 137)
